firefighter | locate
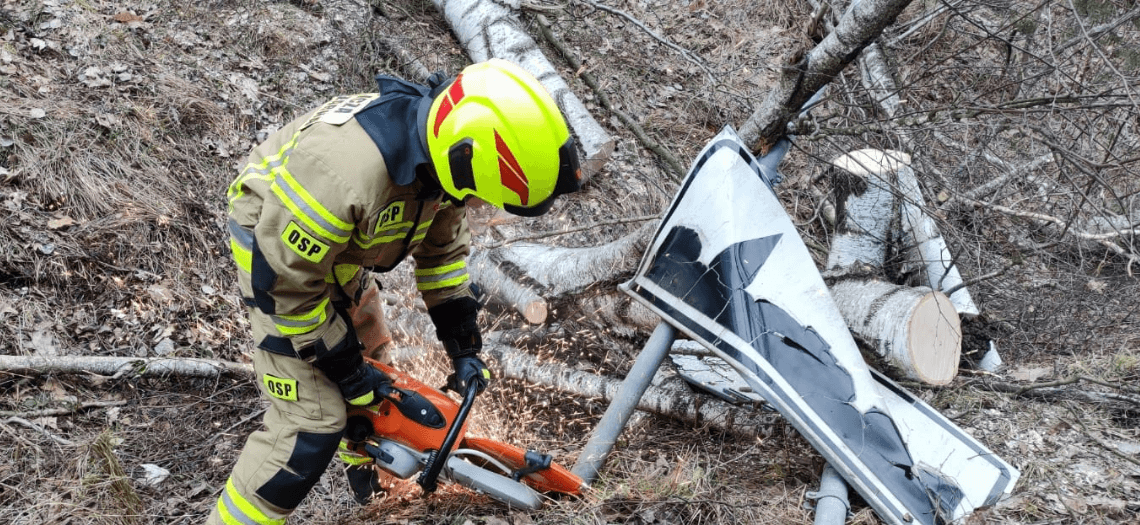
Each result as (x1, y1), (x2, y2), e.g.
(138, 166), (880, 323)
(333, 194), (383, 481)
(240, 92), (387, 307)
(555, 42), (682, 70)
(209, 58), (581, 525)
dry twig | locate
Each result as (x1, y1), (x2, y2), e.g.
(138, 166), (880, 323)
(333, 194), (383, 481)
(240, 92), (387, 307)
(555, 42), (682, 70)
(969, 376), (1140, 407)
(532, 14), (686, 181)
(0, 400), (127, 419)
(573, 0), (717, 82)
(3, 416), (75, 446)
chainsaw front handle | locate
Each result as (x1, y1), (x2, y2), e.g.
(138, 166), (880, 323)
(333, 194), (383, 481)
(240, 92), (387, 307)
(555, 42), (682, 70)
(417, 381), (478, 493)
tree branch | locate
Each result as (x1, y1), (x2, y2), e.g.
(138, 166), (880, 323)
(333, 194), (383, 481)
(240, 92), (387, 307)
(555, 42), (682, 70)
(738, 0), (915, 152)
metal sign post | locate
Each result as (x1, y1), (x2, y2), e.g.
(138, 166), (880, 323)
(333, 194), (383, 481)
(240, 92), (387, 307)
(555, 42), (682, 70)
(570, 321), (675, 484)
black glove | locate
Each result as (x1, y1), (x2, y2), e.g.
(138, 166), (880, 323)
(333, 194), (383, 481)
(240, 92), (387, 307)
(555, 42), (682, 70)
(428, 297), (490, 395)
(448, 355), (490, 394)
(335, 363), (394, 406)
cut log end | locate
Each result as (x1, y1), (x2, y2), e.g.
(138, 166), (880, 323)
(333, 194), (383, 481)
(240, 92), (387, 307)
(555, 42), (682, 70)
(905, 291), (962, 385)
(523, 301), (548, 325)
(831, 280), (962, 386)
(830, 148), (912, 176)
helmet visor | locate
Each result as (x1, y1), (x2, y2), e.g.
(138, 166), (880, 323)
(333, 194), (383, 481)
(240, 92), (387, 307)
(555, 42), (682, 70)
(502, 136), (581, 217)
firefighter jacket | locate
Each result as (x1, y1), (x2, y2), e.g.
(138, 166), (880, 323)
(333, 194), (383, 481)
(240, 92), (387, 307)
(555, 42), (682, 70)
(226, 75), (473, 364)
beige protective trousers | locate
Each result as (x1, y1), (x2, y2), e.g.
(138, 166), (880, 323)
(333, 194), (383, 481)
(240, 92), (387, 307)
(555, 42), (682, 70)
(207, 273), (390, 525)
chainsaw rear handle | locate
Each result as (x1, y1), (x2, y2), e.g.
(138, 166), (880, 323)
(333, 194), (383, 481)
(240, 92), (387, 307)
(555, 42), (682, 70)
(417, 381), (478, 493)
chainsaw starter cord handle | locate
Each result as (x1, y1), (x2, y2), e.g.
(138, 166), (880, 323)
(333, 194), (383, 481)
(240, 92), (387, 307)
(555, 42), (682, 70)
(417, 381), (479, 493)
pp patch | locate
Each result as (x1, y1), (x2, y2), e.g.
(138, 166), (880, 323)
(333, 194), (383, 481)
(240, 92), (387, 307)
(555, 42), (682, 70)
(282, 221), (329, 263)
(263, 374), (299, 402)
(374, 201), (406, 233)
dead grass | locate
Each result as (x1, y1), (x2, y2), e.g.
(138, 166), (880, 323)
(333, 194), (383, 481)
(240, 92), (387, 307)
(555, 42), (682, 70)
(1, 0), (1139, 524)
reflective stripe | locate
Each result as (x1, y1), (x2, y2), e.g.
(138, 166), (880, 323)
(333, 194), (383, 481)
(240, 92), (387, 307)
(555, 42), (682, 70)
(410, 221), (431, 243)
(230, 238), (252, 273)
(219, 478), (285, 525)
(415, 260), (466, 277)
(228, 219), (256, 249)
(325, 264), (361, 284)
(417, 273), (469, 291)
(229, 220), (255, 273)
(347, 391), (376, 406)
(270, 297), (330, 336)
(338, 451), (373, 466)
(354, 228), (410, 250)
(374, 221), (415, 236)
(217, 496), (256, 525)
(334, 264), (361, 286)
(337, 442), (374, 466)
(355, 217), (434, 250)
(228, 133), (301, 207)
(415, 261), (469, 291)
(271, 165), (353, 244)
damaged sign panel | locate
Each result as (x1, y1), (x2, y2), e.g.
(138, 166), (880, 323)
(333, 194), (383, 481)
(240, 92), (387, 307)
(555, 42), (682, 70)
(621, 127), (1018, 525)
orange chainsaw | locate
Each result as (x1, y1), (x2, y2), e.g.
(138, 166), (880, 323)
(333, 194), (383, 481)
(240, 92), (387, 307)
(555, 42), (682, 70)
(343, 359), (583, 509)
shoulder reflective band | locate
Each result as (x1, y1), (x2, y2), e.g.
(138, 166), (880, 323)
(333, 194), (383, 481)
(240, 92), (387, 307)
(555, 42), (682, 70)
(271, 172), (353, 245)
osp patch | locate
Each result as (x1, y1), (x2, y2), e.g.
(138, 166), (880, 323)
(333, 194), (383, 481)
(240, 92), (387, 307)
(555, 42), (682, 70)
(282, 221), (329, 263)
(263, 374), (298, 402)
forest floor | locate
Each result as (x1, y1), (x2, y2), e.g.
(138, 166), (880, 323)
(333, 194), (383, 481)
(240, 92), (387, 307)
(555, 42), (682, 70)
(0, 0), (1137, 524)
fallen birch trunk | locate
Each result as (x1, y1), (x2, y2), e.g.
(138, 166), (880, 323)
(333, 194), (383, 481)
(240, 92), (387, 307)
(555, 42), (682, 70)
(0, 355), (253, 378)
(430, 0), (614, 179)
(830, 279), (961, 385)
(470, 222), (655, 324)
(826, 149), (903, 272)
(825, 149), (962, 385)
(896, 163), (980, 317)
(480, 343), (778, 437)
(850, 33), (981, 318)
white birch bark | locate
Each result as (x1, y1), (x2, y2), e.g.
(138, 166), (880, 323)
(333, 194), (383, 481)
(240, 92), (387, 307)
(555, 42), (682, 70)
(430, 0), (614, 179)
(826, 149), (907, 271)
(0, 355), (253, 378)
(469, 253), (549, 324)
(469, 222), (654, 323)
(896, 164), (980, 317)
(825, 149), (962, 385)
(830, 280), (961, 385)
(853, 37), (981, 317)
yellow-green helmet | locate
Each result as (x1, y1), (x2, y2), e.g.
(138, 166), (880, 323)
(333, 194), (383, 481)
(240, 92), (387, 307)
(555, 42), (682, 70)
(426, 59), (581, 216)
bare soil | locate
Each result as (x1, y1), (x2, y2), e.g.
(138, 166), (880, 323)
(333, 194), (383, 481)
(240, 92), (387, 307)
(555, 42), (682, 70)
(1, 0), (1137, 524)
